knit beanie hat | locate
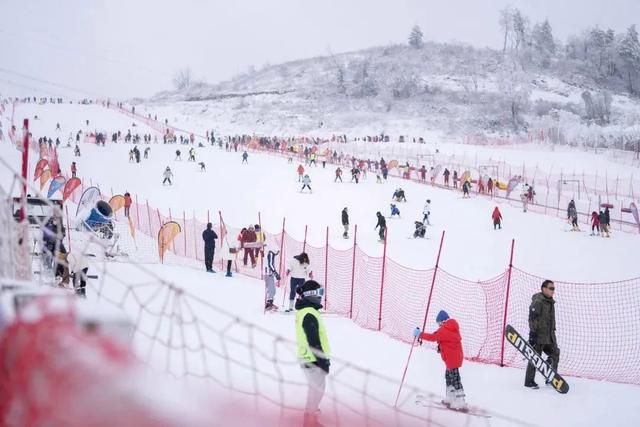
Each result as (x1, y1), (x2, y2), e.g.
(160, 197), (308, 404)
(436, 310), (449, 323)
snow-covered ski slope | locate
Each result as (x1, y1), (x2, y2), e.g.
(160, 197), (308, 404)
(5, 102), (640, 426)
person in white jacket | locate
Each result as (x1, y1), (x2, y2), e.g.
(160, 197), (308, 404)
(67, 251), (89, 297)
(219, 225), (236, 277)
(162, 167), (173, 185)
(422, 199), (431, 225)
(285, 252), (312, 312)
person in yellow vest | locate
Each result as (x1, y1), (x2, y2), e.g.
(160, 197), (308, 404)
(295, 280), (330, 427)
(254, 224), (265, 259)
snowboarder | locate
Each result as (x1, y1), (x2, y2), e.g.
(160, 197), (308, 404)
(162, 167), (173, 185)
(462, 180), (470, 198)
(390, 203), (401, 218)
(520, 192), (528, 212)
(301, 174), (312, 193)
(375, 212), (387, 242)
(392, 188), (407, 202)
(413, 221), (426, 238)
(525, 280), (560, 389)
(242, 151), (249, 164)
(422, 200), (431, 225)
(335, 167), (343, 182)
(341, 207), (349, 239)
(492, 206), (502, 230)
(264, 248), (281, 311)
(285, 252), (312, 312)
(591, 211), (600, 236)
(124, 192), (132, 218)
(295, 280), (330, 427)
(413, 310), (467, 410)
(202, 223), (218, 273)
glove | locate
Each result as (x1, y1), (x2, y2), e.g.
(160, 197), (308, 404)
(436, 344), (441, 353)
(413, 327), (421, 338)
(528, 332), (537, 347)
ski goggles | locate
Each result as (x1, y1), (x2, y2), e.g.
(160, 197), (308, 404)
(302, 288), (324, 298)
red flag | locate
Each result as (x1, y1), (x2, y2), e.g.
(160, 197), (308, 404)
(33, 159), (49, 181)
(62, 177), (81, 202)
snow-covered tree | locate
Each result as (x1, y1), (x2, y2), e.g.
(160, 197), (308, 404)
(497, 61), (531, 130)
(618, 25), (640, 94)
(409, 25), (424, 49)
(532, 20), (555, 67)
(172, 68), (192, 91)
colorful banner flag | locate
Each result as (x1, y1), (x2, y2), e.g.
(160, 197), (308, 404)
(109, 195), (125, 213)
(76, 186), (101, 217)
(62, 177), (81, 202)
(506, 177), (521, 198)
(33, 159), (49, 181)
(631, 202), (639, 232)
(39, 169), (52, 191)
(387, 160), (399, 169)
(47, 176), (66, 198)
(158, 221), (181, 263)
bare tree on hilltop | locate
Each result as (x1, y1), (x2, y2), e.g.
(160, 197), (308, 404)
(172, 68), (192, 91)
(409, 25), (424, 49)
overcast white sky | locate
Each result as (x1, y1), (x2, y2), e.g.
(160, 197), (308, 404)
(0, 0), (637, 99)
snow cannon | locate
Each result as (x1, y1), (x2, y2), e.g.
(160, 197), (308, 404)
(84, 200), (114, 239)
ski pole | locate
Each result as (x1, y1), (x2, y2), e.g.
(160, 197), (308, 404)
(393, 327), (420, 407)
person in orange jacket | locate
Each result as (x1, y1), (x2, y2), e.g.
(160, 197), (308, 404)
(492, 206), (503, 230)
(123, 192), (132, 218)
(297, 164), (305, 182)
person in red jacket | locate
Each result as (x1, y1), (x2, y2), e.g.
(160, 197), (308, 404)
(590, 211), (600, 236)
(297, 164), (305, 182)
(414, 310), (466, 410)
(492, 206), (502, 230)
(123, 192), (132, 218)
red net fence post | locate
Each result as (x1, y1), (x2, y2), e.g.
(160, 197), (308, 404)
(302, 225), (308, 252)
(349, 224), (358, 319)
(377, 227), (389, 331)
(277, 217), (285, 288)
(258, 211), (264, 280)
(500, 239), (515, 367)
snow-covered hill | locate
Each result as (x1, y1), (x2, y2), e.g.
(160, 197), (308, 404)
(148, 43), (640, 145)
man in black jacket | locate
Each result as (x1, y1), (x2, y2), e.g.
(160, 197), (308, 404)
(296, 280), (330, 427)
(525, 280), (560, 389)
(202, 223), (218, 272)
(375, 211), (386, 241)
(341, 207), (349, 239)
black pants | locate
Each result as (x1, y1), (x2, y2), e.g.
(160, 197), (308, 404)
(226, 260), (232, 274)
(289, 277), (305, 300)
(73, 267), (89, 297)
(204, 247), (215, 271)
(445, 368), (463, 391)
(525, 343), (560, 384)
(301, 184), (311, 191)
(335, 176), (342, 182)
(163, 177), (172, 184)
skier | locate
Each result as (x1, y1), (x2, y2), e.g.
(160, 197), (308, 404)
(487, 178), (494, 195)
(199, 161), (206, 172)
(74, 145), (81, 157)
(590, 211), (600, 236)
(144, 147), (150, 159)
(351, 167), (359, 184)
(295, 280), (330, 427)
(202, 222), (218, 273)
(492, 206), (502, 230)
(520, 192), (528, 212)
(568, 203), (579, 231)
(56, 122), (61, 131)
(71, 161), (77, 178)
(525, 280), (559, 389)
(264, 248), (281, 311)
(334, 167), (343, 182)
(285, 252), (312, 312)
(219, 225), (236, 277)
(297, 164), (305, 182)
(242, 151), (249, 164)
(413, 310), (467, 410)
(566, 200), (576, 221)
(443, 168), (450, 186)
(452, 170), (458, 188)
(422, 200), (431, 225)
(375, 212), (386, 242)
(67, 250), (89, 298)
(341, 207), (349, 239)
(603, 207), (611, 237)
(241, 225), (257, 268)
(162, 167), (173, 185)
(390, 203), (401, 218)
(301, 174), (312, 193)
(175, 149), (181, 161)
(392, 188), (407, 202)
(123, 192), (132, 218)
(188, 147), (196, 162)
(462, 180), (470, 198)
